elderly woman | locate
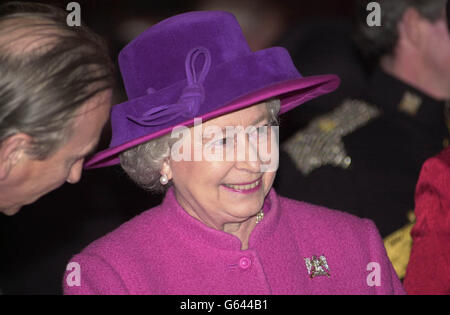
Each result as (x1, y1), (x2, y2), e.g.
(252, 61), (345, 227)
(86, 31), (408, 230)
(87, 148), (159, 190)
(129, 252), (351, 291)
(64, 11), (404, 295)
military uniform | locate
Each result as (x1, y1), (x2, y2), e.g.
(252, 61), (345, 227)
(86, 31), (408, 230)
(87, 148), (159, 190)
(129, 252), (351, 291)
(275, 69), (450, 279)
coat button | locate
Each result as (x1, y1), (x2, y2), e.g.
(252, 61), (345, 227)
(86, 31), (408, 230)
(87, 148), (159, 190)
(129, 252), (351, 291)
(239, 257), (252, 269)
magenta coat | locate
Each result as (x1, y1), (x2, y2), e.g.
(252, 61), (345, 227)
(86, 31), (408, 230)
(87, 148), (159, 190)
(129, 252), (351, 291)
(63, 188), (405, 295)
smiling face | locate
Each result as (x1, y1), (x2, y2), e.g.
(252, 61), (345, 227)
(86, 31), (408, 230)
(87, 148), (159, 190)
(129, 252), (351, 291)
(0, 90), (111, 216)
(166, 102), (278, 230)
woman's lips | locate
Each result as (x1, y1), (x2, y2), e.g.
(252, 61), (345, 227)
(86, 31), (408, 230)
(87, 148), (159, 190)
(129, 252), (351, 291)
(221, 178), (262, 194)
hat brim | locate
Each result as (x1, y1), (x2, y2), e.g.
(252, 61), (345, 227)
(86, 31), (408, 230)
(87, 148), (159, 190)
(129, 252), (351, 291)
(85, 73), (339, 169)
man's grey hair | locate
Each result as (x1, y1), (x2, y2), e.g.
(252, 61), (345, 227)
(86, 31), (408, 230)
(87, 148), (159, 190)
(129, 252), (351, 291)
(0, 2), (114, 159)
(355, 0), (448, 61)
(120, 98), (281, 194)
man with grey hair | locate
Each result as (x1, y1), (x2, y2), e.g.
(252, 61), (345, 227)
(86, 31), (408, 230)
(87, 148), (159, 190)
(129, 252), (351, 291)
(0, 2), (114, 216)
(357, 0), (450, 100)
(276, 0), (450, 280)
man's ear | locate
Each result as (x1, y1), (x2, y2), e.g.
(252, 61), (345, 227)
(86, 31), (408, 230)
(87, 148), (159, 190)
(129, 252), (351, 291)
(398, 8), (427, 49)
(0, 133), (31, 180)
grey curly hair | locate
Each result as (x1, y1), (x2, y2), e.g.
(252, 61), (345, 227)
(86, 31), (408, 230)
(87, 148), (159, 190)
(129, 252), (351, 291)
(119, 98), (281, 193)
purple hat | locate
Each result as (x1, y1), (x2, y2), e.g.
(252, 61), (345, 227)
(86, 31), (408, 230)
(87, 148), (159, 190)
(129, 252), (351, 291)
(85, 11), (340, 169)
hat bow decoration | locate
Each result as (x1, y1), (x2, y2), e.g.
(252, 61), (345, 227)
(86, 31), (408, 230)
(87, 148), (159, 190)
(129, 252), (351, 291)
(126, 47), (211, 127)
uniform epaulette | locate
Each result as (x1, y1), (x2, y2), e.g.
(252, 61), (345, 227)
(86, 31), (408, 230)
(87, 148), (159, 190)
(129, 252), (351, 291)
(283, 99), (380, 176)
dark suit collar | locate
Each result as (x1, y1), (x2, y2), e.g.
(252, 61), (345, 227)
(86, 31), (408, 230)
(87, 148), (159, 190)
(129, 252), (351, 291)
(364, 68), (448, 132)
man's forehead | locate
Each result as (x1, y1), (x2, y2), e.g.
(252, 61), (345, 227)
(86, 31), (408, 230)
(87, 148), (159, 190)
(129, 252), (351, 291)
(69, 94), (111, 137)
(60, 91), (111, 154)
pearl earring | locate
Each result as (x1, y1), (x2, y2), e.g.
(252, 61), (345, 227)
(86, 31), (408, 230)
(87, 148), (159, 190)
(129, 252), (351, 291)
(256, 210), (264, 224)
(160, 174), (169, 185)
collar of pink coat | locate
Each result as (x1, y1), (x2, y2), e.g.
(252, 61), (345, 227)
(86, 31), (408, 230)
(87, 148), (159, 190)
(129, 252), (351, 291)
(159, 187), (281, 251)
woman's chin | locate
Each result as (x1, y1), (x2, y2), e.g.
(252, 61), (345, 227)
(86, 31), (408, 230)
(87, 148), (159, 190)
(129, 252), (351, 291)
(223, 197), (264, 217)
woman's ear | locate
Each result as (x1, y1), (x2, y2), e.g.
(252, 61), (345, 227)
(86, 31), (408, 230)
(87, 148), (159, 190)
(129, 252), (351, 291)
(0, 133), (31, 180)
(160, 158), (173, 181)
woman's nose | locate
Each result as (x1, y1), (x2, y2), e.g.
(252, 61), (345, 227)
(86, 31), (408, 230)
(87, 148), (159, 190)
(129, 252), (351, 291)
(234, 127), (279, 173)
(234, 133), (263, 172)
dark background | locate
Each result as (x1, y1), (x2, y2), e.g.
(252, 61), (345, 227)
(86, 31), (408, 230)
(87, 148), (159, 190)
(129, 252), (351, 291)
(0, 0), (371, 294)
